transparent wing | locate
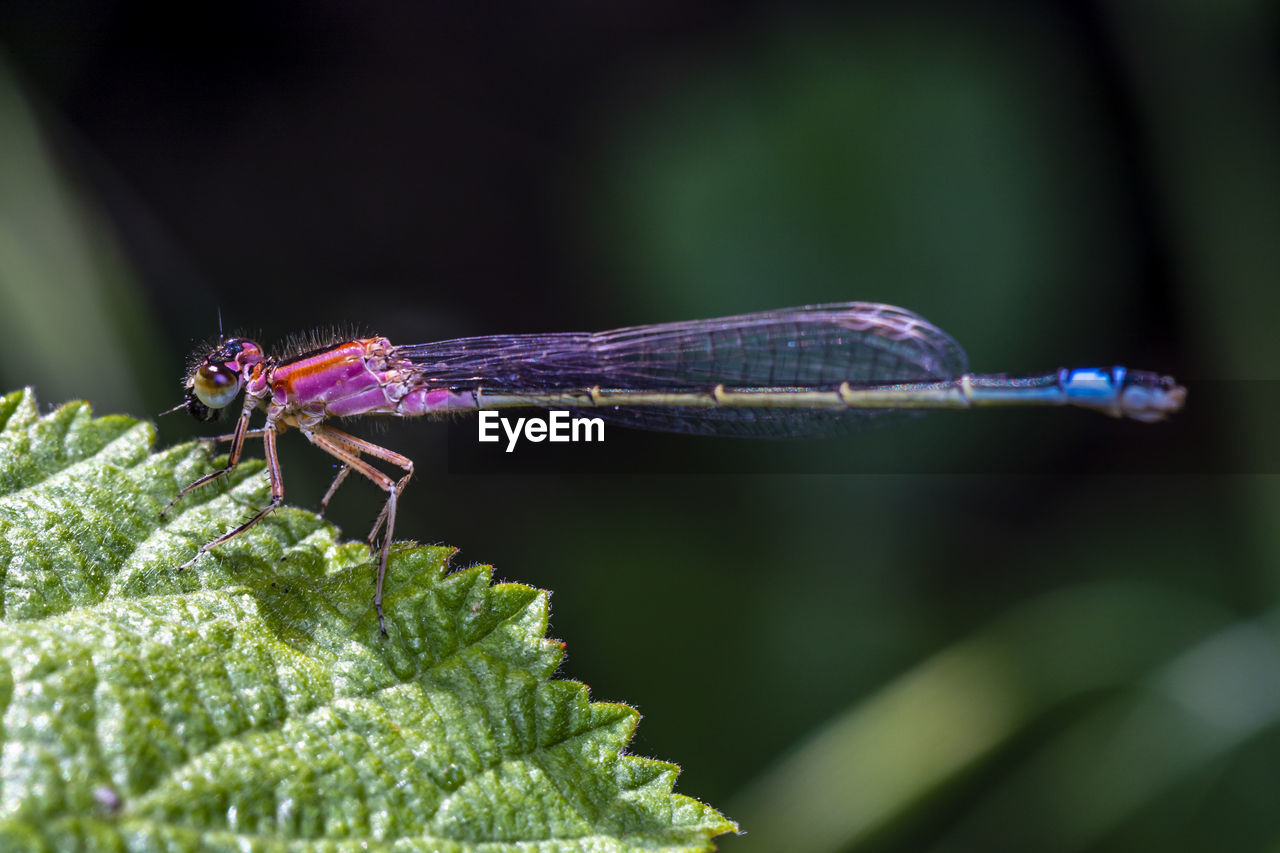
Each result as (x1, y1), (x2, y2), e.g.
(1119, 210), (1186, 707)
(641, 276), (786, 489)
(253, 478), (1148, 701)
(394, 302), (969, 437)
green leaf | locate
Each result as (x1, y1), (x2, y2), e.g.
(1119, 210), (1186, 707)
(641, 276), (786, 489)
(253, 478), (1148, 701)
(0, 388), (735, 852)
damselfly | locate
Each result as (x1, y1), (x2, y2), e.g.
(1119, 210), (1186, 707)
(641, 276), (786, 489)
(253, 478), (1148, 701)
(164, 302), (1185, 633)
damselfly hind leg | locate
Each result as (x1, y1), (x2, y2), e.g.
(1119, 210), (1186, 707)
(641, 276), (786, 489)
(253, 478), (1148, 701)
(303, 426), (414, 636)
(319, 462), (397, 565)
(319, 465), (352, 516)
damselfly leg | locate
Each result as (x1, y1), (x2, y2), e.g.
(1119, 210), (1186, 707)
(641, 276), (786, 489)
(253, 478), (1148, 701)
(170, 417), (412, 634)
(162, 400), (257, 518)
(302, 425), (414, 635)
(175, 425), (284, 571)
(319, 465), (353, 515)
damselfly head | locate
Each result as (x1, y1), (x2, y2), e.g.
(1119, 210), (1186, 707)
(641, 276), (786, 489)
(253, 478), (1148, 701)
(178, 338), (265, 420)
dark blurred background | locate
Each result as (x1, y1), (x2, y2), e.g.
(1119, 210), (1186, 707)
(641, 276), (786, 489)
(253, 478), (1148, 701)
(1, 2), (1277, 850)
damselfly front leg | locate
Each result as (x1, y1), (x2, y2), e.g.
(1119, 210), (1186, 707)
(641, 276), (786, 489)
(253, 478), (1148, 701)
(302, 425), (414, 635)
(162, 399), (257, 519)
(176, 425), (285, 570)
(198, 427), (271, 448)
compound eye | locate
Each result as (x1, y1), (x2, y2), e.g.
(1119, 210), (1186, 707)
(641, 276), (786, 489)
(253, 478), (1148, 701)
(192, 362), (243, 409)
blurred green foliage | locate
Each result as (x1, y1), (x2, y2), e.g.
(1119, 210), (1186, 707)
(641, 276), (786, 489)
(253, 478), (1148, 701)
(0, 2), (1275, 850)
(0, 51), (162, 415)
